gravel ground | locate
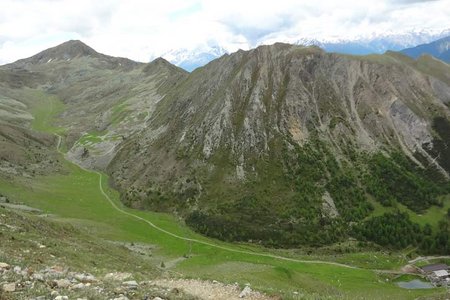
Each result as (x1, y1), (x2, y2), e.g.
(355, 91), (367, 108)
(153, 279), (279, 300)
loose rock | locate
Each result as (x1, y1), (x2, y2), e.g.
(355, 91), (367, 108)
(74, 272), (96, 283)
(0, 262), (10, 270)
(2, 282), (15, 292)
(51, 290), (59, 297)
(105, 272), (132, 281)
(239, 285), (252, 298)
(123, 280), (139, 289)
(54, 278), (71, 288)
(71, 282), (85, 289)
(112, 296), (129, 300)
(32, 273), (45, 281)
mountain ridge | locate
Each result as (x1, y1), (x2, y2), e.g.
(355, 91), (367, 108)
(401, 36), (450, 63)
(159, 29), (450, 71)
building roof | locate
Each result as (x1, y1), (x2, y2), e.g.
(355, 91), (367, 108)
(433, 270), (449, 277)
(421, 263), (449, 273)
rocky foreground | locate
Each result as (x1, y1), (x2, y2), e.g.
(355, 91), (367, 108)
(0, 262), (276, 300)
(0, 206), (277, 300)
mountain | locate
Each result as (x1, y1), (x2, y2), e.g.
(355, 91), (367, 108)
(1, 40), (450, 253)
(161, 30), (450, 71)
(0, 40), (186, 176)
(18, 39), (100, 63)
(10, 40), (140, 70)
(106, 43), (450, 249)
(401, 36), (450, 63)
(160, 45), (228, 72)
(297, 29), (450, 55)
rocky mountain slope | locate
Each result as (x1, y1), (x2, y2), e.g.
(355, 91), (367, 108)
(0, 40), (187, 172)
(401, 36), (450, 63)
(1, 41), (450, 251)
(0, 67), (63, 179)
(104, 43), (450, 248)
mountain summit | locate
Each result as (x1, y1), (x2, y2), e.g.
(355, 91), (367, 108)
(17, 40), (100, 65)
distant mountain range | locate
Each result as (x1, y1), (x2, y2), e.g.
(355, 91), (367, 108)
(161, 45), (228, 72)
(161, 29), (450, 71)
(401, 36), (450, 63)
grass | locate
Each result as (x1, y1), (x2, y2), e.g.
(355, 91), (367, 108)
(111, 101), (129, 125)
(0, 207), (159, 277)
(15, 165), (443, 300)
(407, 195), (450, 228)
(0, 91), (447, 299)
(391, 274), (424, 283)
(368, 195), (450, 230)
(26, 89), (66, 134)
(77, 131), (104, 146)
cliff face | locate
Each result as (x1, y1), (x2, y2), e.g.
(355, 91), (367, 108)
(110, 43), (449, 188)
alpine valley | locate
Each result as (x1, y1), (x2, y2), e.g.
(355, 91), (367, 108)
(1, 39), (450, 300)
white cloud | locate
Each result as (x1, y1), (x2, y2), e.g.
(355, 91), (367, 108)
(0, 0), (449, 64)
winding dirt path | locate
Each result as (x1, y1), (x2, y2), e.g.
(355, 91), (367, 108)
(408, 256), (450, 264)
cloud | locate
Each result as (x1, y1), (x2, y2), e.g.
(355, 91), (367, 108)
(389, 0), (440, 3)
(0, 0), (449, 64)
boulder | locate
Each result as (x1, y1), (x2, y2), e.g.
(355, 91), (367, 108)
(105, 272), (132, 281)
(44, 265), (66, 278)
(32, 273), (45, 281)
(239, 285), (252, 298)
(2, 282), (15, 292)
(122, 280), (139, 289)
(53, 278), (71, 288)
(74, 273), (96, 283)
(71, 282), (85, 290)
(0, 262), (10, 270)
(54, 296), (69, 300)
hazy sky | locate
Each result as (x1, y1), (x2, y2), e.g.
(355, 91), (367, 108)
(0, 0), (449, 64)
